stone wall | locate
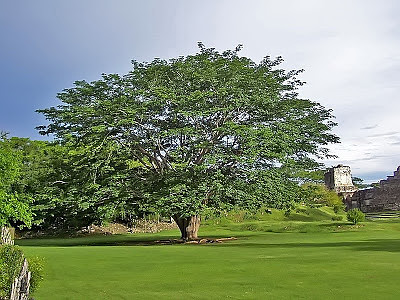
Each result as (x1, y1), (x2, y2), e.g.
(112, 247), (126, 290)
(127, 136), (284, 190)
(1, 226), (14, 245)
(348, 166), (400, 212)
(10, 258), (31, 300)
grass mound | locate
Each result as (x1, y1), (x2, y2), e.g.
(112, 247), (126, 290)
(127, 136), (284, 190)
(202, 206), (348, 233)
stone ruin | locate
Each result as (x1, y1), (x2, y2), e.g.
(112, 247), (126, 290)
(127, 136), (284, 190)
(1, 226), (14, 245)
(9, 258), (30, 300)
(325, 165), (400, 213)
(324, 165), (358, 199)
(347, 166), (400, 212)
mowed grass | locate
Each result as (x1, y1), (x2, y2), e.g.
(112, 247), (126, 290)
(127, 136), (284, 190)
(17, 209), (400, 299)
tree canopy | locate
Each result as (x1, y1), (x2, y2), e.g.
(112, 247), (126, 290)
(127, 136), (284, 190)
(37, 44), (339, 239)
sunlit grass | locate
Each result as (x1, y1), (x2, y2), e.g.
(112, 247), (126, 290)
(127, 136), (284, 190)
(18, 210), (400, 299)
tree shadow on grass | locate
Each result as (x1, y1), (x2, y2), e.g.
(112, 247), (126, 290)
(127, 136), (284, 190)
(15, 234), (179, 247)
(15, 228), (400, 253)
(14, 232), (247, 247)
(218, 239), (400, 253)
(16, 233), (400, 253)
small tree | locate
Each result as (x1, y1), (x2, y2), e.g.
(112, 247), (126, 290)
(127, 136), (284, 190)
(347, 208), (365, 225)
(37, 44), (339, 240)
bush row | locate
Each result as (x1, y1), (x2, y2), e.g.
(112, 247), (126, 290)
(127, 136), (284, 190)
(0, 245), (44, 299)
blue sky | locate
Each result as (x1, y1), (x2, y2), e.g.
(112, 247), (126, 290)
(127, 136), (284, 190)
(1, 0), (399, 182)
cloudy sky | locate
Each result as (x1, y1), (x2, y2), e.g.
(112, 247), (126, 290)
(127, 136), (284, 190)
(1, 0), (399, 182)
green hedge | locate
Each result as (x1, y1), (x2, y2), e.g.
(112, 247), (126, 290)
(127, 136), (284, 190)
(0, 245), (24, 299)
(27, 256), (44, 293)
(0, 245), (44, 299)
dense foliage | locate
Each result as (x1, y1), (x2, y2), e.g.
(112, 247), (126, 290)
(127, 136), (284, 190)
(36, 44), (339, 237)
(301, 183), (343, 208)
(4, 137), (145, 229)
(2, 137), (87, 229)
(0, 136), (32, 228)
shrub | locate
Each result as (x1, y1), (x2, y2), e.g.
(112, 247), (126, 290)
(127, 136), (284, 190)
(27, 256), (45, 293)
(331, 215), (343, 221)
(347, 209), (365, 224)
(0, 245), (24, 299)
(333, 205), (343, 214)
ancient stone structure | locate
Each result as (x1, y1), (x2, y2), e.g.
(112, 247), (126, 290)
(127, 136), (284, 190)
(324, 165), (357, 199)
(348, 166), (400, 212)
(1, 226), (15, 245)
(10, 258), (31, 300)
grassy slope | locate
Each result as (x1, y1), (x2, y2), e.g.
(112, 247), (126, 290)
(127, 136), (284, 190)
(18, 208), (400, 299)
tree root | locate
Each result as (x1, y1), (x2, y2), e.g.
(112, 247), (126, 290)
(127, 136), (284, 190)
(155, 237), (237, 245)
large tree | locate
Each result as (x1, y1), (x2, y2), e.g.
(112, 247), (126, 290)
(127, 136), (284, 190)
(37, 44), (339, 240)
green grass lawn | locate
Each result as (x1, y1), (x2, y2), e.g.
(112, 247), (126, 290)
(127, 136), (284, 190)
(17, 210), (400, 299)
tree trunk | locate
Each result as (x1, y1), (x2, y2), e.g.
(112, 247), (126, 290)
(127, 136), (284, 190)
(173, 215), (200, 241)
